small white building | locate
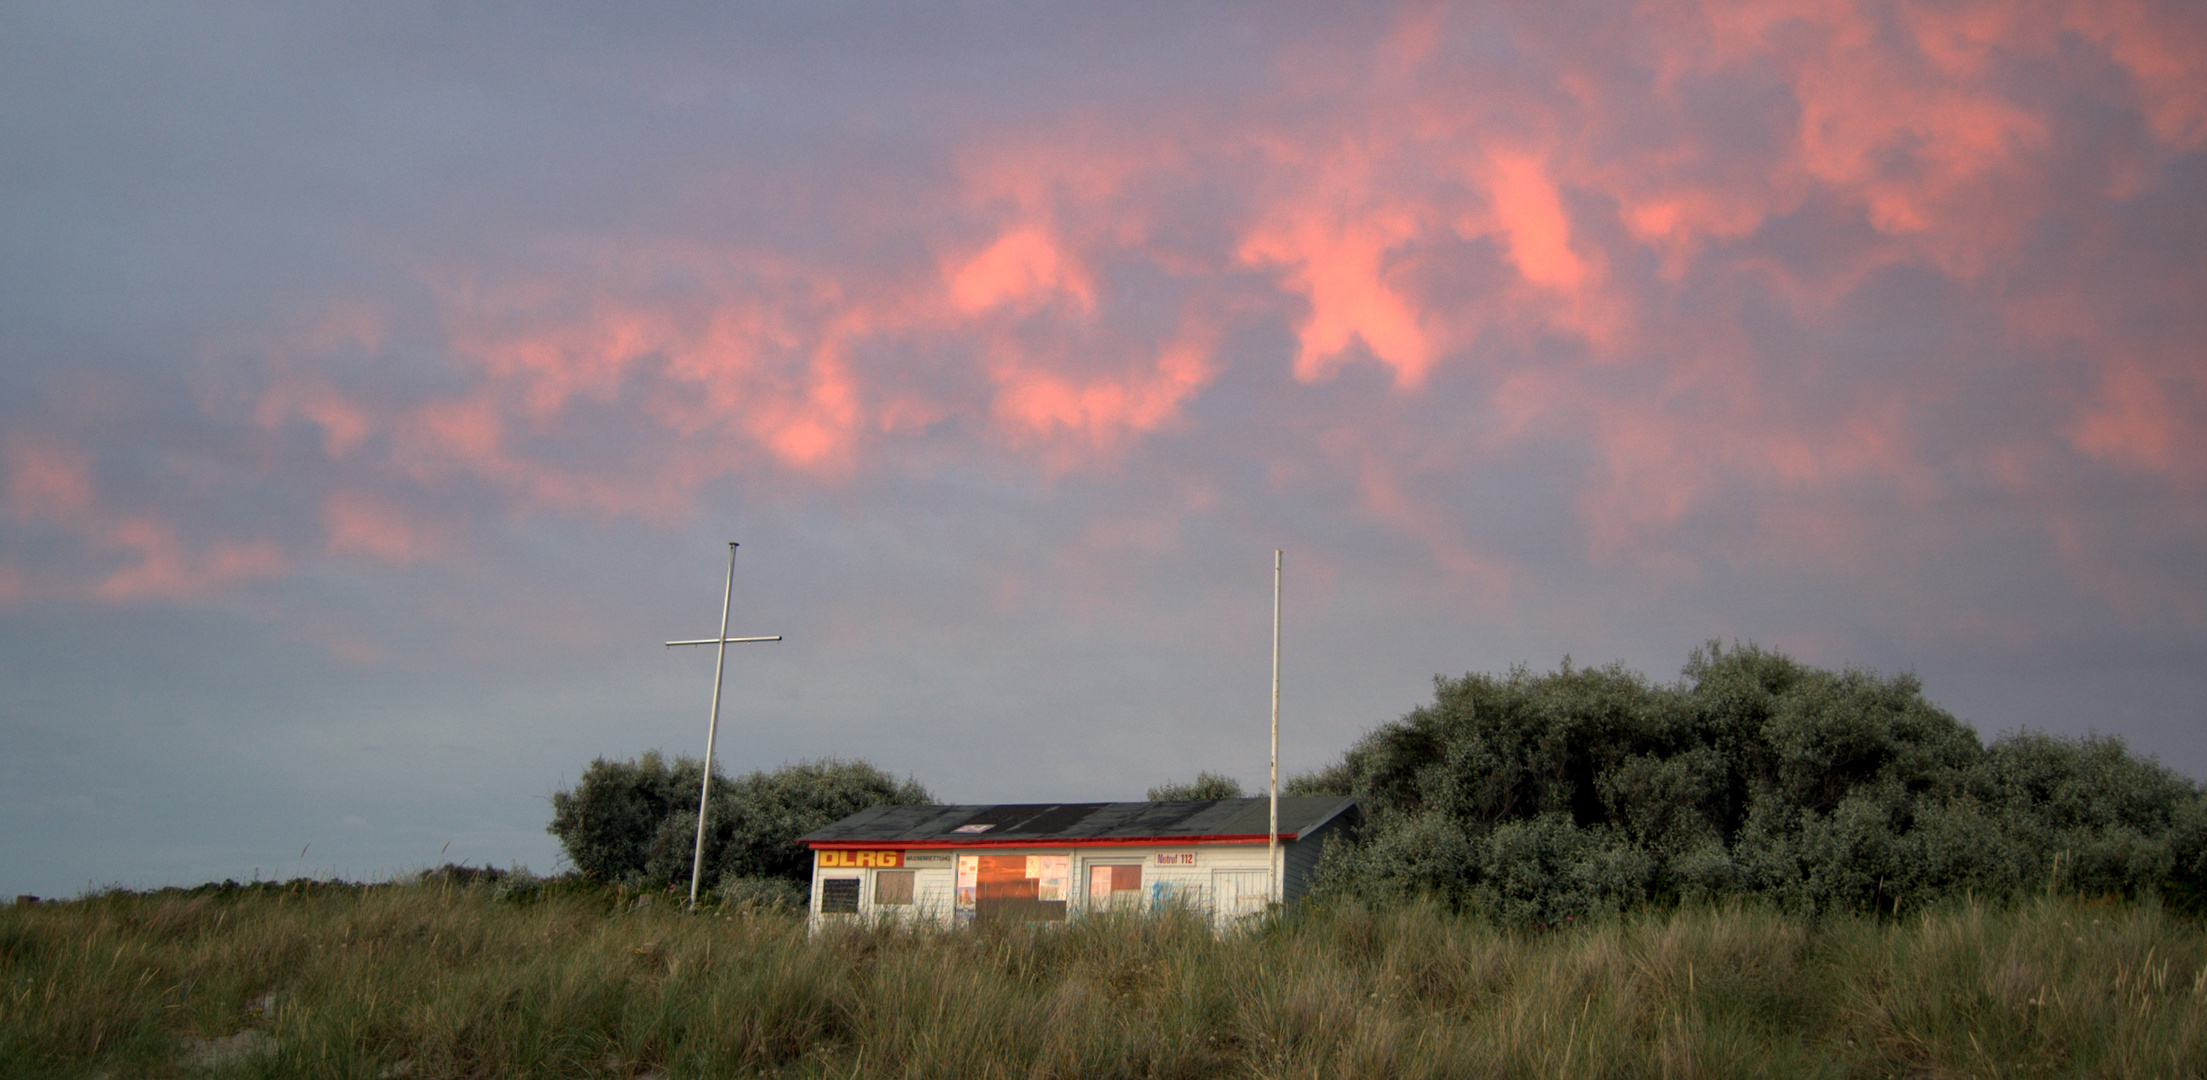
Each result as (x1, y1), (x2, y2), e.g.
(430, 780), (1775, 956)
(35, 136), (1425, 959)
(794, 796), (1360, 930)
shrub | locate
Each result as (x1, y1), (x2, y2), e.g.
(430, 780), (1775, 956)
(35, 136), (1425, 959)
(492, 868), (544, 906)
(716, 873), (809, 912)
(1146, 772), (1244, 800)
(547, 751), (701, 886)
(1309, 642), (2206, 922)
(1471, 814), (1653, 926)
(1283, 762), (1353, 796)
(707, 759), (933, 882)
(548, 754), (932, 889)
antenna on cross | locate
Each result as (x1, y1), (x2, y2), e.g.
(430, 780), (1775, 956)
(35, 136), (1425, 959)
(665, 541), (782, 909)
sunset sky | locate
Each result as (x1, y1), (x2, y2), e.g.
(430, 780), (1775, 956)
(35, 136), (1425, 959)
(4, 1), (2203, 897)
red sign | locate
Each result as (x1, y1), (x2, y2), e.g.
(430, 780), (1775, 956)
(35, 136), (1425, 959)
(817, 850), (903, 869)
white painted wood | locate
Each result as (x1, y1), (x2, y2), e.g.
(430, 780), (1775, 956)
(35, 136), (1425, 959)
(1212, 869), (1271, 929)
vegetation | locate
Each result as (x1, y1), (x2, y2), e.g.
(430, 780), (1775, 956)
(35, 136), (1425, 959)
(1146, 771), (1244, 800)
(1294, 643), (2207, 923)
(11, 643), (2207, 1076)
(551, 644), (2206, 926)
(547, 754), (930, 896)
(5, 880), (2204, 1079)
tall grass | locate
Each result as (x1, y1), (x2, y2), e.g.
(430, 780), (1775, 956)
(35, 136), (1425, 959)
(5, 881), (2204, 1078)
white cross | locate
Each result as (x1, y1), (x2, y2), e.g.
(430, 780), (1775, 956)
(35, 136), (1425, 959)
(665, 541), (781, 908)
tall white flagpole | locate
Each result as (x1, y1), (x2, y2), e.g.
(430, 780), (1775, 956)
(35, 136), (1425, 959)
(1270, 548), (1282, 905)
(665, 542), (781, 910)
(690, 542), (738, 909)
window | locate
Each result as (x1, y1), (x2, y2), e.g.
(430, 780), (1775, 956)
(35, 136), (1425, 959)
(1088, 864), (1142, 908)
(820, 877), (860, 914)
(874, 870), (915, 906)
(973, 854), (1068, 923)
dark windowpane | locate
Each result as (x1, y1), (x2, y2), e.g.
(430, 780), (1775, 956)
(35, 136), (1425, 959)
(820, 877), (860, 914)
(874, 870), (914, 906)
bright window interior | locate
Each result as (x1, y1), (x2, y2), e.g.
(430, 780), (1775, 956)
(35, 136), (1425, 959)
(1088, 863), (1142, 906)
(974, 853), (1068, 922)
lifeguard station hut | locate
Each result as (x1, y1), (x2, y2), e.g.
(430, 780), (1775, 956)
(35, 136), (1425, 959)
(794, 796), (1359, 930)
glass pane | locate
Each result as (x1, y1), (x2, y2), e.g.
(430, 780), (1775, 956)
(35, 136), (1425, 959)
(975, 854), (1066, 923)
(1089, 864), (1141, 908)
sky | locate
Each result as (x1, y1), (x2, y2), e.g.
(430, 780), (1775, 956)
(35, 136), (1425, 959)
(3, 0), (2203, 898)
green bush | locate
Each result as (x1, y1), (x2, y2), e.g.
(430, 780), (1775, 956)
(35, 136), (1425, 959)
(492, 868), (544, 906)
(1311, 642), (2207, 921)
(546, 751), (702, 885)
(716, 873), (809, 912)
(548, 754), (931, 888)
(708, 759), (934, 882)
(1319, 811), (1654, 925)
(1146, 771), (1244, 800)
(1283, 762), (1353, 796)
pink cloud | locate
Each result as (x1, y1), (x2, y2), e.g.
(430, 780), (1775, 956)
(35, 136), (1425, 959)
(2063, 0), (2207, 149)
(7, 0), (2203, 616)
(3, 433), (96, 518)
(91, 517), (285, 602)
(1483, 151), (1589, 292)
(2070, 361), (2195, 479)
(989, 336), (1212, 449)
(1, 430), (288, 602)
(324, 491), (436, 565)
(1241, 202), (1436, 385)
(950, 228), (1096, 314)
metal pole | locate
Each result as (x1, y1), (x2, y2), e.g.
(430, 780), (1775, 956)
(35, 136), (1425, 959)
(689, 542), (738, 909)
(1269, 548), (1281, 905)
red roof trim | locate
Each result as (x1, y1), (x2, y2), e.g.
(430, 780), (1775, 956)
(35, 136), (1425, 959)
(806, 834), (1290, 850)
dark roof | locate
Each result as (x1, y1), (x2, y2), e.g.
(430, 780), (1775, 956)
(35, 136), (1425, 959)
(794, 796), (1359, 848)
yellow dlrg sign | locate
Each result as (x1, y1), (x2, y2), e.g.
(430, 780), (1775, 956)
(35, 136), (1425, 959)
(816, 850), (904, 869)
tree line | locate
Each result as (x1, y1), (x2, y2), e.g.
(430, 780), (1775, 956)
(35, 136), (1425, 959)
(1288, 642), (2206, 922)
(548, 642), (2207, 921)
(547, 754), (930, 907)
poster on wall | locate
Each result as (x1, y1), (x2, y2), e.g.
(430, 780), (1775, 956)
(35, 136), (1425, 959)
(1034, 854), (1069, 902)
(955, 855), (978, 925)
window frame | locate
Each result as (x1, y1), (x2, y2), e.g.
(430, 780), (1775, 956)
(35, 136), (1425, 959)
(819, 876), (861, 914)
(872, 869), (916, 906)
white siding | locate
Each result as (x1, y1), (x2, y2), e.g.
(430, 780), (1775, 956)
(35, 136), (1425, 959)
(807, 866), (957, 932)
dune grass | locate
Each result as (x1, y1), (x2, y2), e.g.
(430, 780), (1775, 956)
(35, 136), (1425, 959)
(4, 880), (2204, 1079)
